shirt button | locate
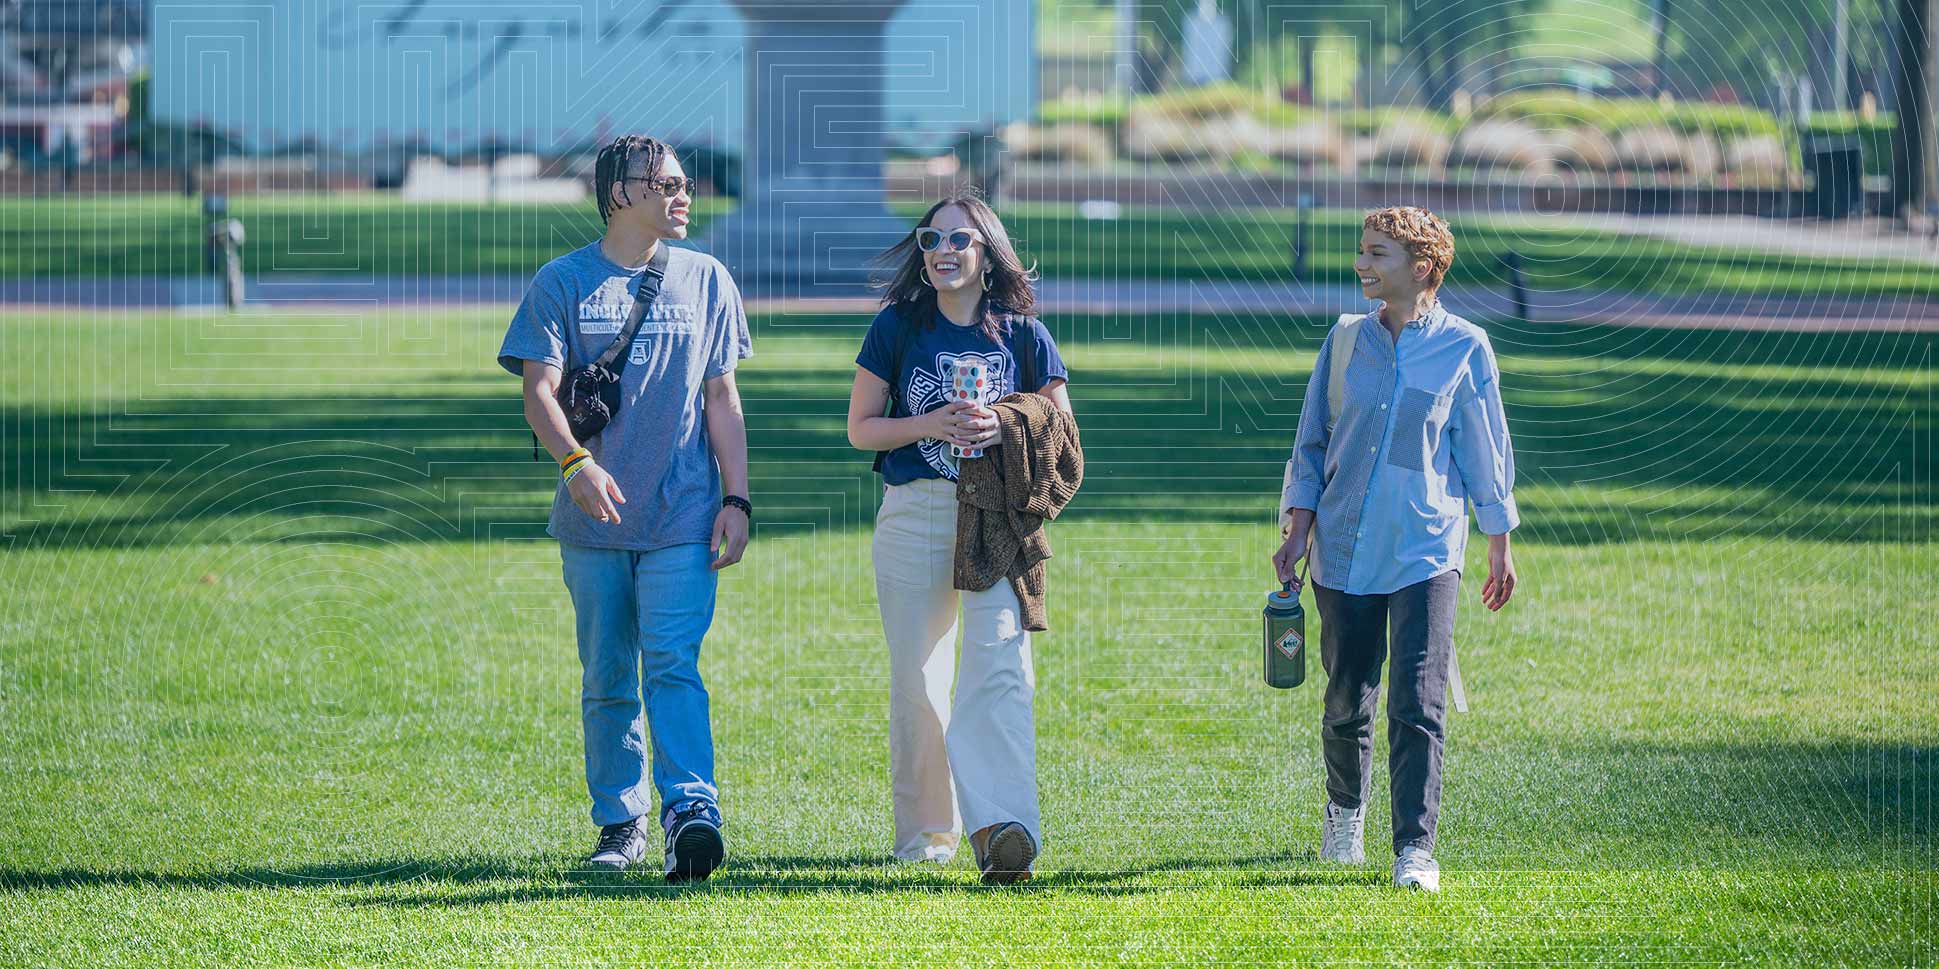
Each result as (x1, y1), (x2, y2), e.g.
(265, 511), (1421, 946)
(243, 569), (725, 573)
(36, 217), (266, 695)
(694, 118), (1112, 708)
(1369, 446), (1376, 454)
(1380, 403), (1388, 410)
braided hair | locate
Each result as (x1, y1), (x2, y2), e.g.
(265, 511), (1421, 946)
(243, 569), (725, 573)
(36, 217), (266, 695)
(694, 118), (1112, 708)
(594, 135), (671, 225)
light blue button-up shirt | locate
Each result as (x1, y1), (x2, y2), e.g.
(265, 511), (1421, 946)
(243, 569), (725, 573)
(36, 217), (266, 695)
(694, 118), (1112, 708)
(1283, 299), (1520, 595)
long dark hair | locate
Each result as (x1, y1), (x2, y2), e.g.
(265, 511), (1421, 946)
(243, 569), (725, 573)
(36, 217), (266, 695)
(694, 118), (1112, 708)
(873, 193), (1039, 347)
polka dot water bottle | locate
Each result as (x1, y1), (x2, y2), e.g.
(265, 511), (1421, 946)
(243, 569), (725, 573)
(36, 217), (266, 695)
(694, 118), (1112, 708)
(948, 358), (994, 460)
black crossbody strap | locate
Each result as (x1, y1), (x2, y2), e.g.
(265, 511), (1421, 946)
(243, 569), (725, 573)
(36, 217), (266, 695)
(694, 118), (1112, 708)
(592, 241), (672, 374)
(887, 309), (920, 412)
(1017, 315), (1040, 394)
(871, 308), (922, 475)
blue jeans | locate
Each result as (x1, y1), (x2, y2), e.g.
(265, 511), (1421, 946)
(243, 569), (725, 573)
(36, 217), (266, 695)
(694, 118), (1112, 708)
(559, 541), (719, 830)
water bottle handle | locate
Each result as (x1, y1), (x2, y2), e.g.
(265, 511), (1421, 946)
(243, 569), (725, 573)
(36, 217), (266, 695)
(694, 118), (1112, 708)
(1282, 558), (1308, 596)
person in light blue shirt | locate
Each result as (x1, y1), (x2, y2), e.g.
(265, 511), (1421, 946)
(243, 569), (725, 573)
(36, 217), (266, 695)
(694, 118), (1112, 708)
(1272, 206), (1521, 894)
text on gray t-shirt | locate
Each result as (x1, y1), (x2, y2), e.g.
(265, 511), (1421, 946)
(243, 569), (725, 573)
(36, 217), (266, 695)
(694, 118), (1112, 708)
(498, 242), (752, 551)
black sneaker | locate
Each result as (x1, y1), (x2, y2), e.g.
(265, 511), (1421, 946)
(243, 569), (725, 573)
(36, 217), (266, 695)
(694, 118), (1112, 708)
(978, 821), (1036, 885)
(662, 800), (725, 884)
(586, 816), (650, 871)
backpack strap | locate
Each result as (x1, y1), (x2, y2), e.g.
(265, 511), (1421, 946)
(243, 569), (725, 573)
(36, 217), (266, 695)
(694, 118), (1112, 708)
(1016, 313), (1041, 394)
(1279, 312), (1364, 533)
(871, 308), (922, 475)
(1326, 313), (1361, 434)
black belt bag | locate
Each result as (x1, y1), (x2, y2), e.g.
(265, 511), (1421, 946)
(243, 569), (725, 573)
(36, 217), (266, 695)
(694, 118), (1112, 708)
(557, 242), (671, 446)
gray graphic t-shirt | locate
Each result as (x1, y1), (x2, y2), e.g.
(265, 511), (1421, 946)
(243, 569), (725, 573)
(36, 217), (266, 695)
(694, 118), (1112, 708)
(498, 243), (752, 551)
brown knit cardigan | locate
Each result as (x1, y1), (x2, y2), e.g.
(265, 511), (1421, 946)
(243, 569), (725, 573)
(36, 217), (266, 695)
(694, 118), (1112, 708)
(953, 392), (1084, 631)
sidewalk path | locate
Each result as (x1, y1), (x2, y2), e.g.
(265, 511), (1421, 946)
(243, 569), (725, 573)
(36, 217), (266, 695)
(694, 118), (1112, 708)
(4, 274), (1934, 332)
(1563, 213), (1939, 269)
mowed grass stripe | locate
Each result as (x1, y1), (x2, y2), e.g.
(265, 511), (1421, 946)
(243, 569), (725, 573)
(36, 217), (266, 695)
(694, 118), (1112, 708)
(3, 195), (1936, 299)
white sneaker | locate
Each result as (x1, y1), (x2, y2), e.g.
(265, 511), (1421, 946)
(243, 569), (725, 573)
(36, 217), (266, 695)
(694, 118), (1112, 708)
(895, 843), (955, 865)
(585, 817), (650, 871)
(1393, 846), (1440, 892)
(1319, 801), (1366, 865)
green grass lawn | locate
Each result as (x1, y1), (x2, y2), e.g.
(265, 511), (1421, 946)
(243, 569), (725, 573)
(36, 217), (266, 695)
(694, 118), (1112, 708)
(1, 307), (1933, 965)
(6, 194), (1936, 300)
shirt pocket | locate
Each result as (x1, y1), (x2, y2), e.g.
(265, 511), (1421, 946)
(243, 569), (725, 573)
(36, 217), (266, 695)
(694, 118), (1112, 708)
(1388, 387), (1454, 472)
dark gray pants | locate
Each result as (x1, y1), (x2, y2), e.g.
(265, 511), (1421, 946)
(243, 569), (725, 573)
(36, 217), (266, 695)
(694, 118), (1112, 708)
(1314, 570), (1459, 855)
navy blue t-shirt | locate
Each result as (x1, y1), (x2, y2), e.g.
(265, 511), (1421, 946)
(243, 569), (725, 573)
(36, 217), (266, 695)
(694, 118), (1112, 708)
(856, 305), (1069, 485)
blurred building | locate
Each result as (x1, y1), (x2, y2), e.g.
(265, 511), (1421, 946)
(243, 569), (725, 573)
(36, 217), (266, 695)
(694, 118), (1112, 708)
(0, 0), (146, 164)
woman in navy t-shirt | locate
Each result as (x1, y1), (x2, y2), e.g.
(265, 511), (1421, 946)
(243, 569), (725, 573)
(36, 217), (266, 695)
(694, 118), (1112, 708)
(845, 195), (1073, 883)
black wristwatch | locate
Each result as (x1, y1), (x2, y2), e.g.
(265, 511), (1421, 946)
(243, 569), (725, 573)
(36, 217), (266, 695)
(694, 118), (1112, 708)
(722, 494), (752, 520)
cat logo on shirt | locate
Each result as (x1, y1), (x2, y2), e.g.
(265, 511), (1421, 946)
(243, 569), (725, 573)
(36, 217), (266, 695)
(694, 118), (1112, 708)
(911, 350), (1007, 478)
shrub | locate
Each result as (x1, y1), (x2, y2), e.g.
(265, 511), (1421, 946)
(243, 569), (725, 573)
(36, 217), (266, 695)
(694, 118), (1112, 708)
(1724, 135), (1791, 180)
(1140, 82), (1262, 121)
(1214, 114), (1271, 157)
(1037, 97), (1127, 129)
(1555, 126), (1620, 171)
(1663, 103), (1782, 140)
(1123, 111), (1218, 161)
(1370, 116), (1451, 169)
(1616, 125), (1721, 175)
(1338, 107), (1456, 138)
(1478, 91), (1665, 134)
(1450, 118), (1556, 173)
(1264, 120), (1351, 169)
(1616, 124), (1686, 170)
(1005, 122), (1115, 167)
(1680, 132), (1721, 178)
(1483, 91), (1785, 153)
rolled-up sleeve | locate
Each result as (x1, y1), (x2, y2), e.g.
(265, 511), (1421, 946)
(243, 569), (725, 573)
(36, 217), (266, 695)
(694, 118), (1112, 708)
(1449, 346), (1519, 535)
(1282, 329), (1336, 517)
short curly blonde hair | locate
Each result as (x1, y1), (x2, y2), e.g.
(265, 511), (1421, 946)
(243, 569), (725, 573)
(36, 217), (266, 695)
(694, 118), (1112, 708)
(1363, 206), (1455, 290)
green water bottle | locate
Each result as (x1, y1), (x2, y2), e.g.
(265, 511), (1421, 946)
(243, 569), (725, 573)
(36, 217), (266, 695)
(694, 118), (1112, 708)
(1263, 573), (1307, 689)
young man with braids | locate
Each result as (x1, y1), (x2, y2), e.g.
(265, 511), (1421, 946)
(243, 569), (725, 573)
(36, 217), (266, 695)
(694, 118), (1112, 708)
(497, 135), (753, 882)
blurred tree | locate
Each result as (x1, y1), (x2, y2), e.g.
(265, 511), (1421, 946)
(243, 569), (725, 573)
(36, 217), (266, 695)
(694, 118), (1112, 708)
(1884, 0), (1931, 218)
(1139, 0), (1549, 109)
(1395, 0), (1545, 110)
(1655, 0), (1892, 108)
(1130, 0), (1191, 92)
